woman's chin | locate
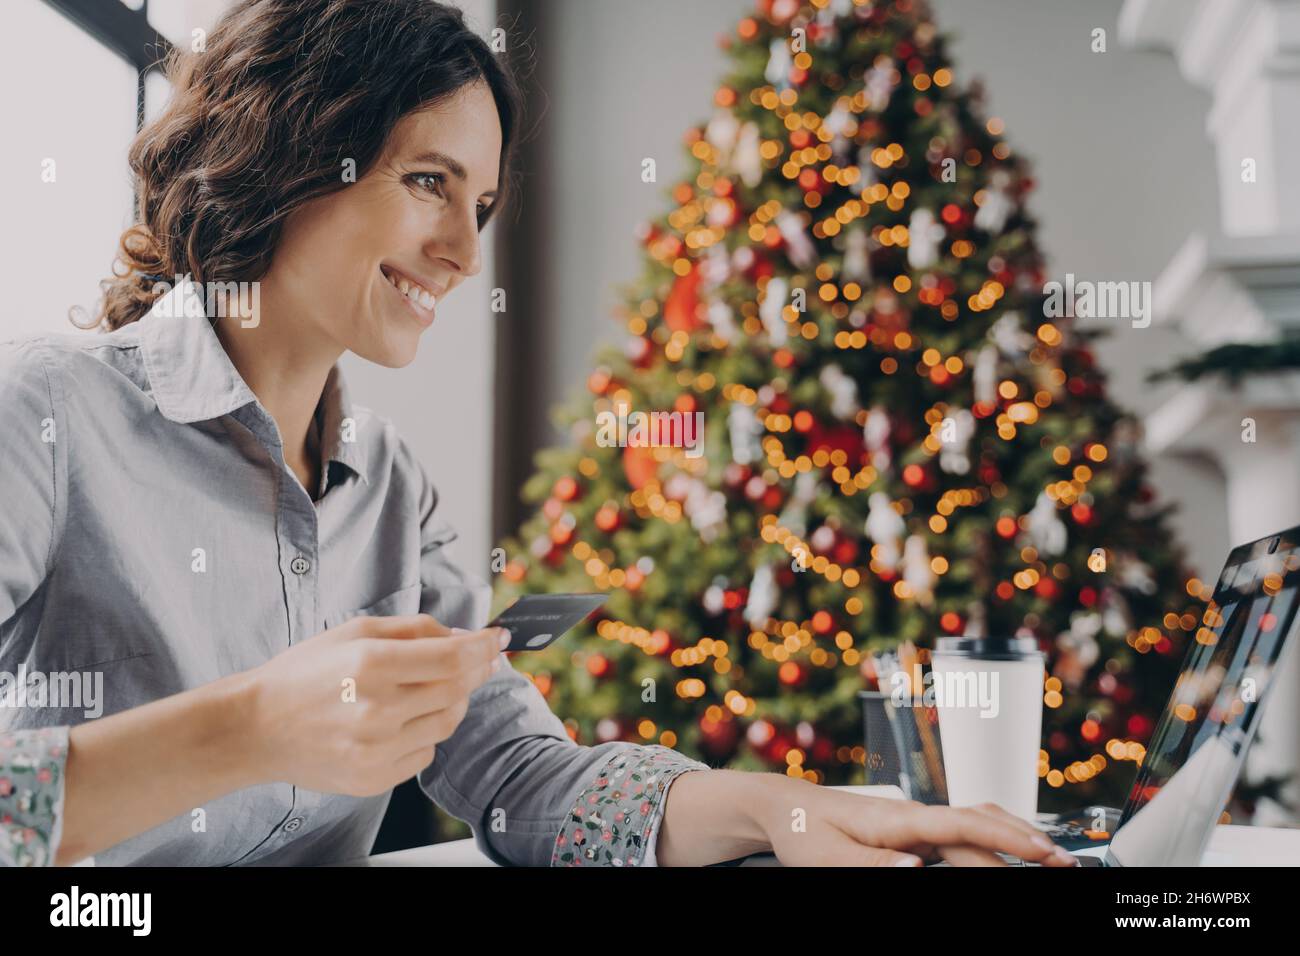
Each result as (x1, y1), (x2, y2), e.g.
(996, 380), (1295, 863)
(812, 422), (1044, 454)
(352, 336), (421, 369)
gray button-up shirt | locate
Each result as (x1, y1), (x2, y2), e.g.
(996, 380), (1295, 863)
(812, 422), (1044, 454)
(0, 280), (685, 866)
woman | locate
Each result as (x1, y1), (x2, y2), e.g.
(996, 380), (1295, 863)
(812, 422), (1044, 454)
(0, 0), (1074, 868)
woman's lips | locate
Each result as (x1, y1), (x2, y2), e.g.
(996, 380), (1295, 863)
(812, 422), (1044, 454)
(380, 265), (437, 323)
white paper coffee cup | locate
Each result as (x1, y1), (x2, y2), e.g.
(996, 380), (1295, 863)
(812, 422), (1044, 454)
(931, 636), (1044, 821)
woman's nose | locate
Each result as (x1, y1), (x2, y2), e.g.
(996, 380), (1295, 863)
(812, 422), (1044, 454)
(433, 206), (483, 278)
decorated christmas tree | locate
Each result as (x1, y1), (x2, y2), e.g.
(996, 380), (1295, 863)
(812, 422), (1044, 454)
(492, 0), (1208, 811)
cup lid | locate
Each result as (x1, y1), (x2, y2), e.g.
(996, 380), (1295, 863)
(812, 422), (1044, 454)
(934, 635), (1042, 660)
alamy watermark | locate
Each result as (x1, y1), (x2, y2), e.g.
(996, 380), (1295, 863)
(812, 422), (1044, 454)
(147, 274), (261, 328)
(1043, 272), (1150, 329)
(595, 403), (704, 458)
(0, 664), (104, 719)
(889, 665), (1001, 718)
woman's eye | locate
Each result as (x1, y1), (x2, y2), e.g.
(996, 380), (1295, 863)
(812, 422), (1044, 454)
(409, 172), (445, 196)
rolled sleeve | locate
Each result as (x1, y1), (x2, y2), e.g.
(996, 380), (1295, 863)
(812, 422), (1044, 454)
(552, 746), (708, 867)
(0, 726), (70, 866)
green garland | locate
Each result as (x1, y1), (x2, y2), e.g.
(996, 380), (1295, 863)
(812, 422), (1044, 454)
(1149, 337), (1300, 386)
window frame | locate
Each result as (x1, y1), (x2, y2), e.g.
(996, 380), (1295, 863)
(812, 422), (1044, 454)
(41, 0), (174, 132)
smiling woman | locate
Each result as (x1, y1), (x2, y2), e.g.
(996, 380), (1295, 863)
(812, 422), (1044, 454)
(0, 0), (1080, 871)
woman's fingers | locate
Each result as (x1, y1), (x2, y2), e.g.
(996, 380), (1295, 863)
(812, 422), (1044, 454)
(864, 847), (924, 867)
(935, 844), (1008, 867)
(898, 803), (1069, 864)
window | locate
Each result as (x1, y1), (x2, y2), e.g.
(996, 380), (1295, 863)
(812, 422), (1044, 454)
(0, 1), (174, 337)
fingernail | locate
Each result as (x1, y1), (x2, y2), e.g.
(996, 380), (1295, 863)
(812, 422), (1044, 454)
(1054, 847), (1076, 864)
(894, 855), (922, 867)
(497, 628), (511, 649)
(450, 627), (468, 634)
(491, 656), (503, 673)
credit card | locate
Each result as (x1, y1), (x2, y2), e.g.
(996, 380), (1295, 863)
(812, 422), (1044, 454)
(487, 593), (608, 652)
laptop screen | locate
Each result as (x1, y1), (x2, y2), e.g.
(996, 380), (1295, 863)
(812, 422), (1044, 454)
(1107, 527), (1300, 866)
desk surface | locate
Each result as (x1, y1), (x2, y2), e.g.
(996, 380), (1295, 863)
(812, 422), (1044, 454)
(362, 785), (1300, 867)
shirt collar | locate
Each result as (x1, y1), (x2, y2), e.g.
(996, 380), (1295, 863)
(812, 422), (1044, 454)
(138, 276), (369, 486)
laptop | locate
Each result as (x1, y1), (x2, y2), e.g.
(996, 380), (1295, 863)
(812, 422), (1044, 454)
(1087, 524), (1300, 866)
(864, 524), (1300, 867)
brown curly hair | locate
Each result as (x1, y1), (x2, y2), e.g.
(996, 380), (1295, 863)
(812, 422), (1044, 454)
(89, 0), (524, 331)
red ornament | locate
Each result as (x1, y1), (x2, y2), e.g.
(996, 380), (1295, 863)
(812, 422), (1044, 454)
(553, 476), (579, 502)
(778, 661), (806, 686)
(1126, 713), (1152, 738)
(622, 444), (658, 491)
(833, 538), (859, 565)
(664, 264), (704, 333)
(594, 504), (621, 533)
(585, 653), (611, 678)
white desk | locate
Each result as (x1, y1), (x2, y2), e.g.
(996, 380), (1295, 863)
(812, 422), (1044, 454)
(362, 786), (1300, 866)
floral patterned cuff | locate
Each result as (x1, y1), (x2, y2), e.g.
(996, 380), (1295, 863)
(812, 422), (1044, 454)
(0, 725), (70, 867)
(551, 745), (708, 867)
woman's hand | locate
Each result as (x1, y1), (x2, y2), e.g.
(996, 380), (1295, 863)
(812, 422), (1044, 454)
(244, 614), (507, 797)
(658, 769), (1079, 867)
(758, 780), (1077, 866)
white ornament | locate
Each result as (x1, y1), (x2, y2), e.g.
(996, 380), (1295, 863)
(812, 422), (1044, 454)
(863, 406), (891, 472)
(990, 312), (1031, 357)
(760, 276), (790, 345)
(705, 108), (740, 166)
(728, 402), (765, 465)
(938, 408), (976, 475)
(819, 363), (860, 420)
(973, 345), (999, 406)
(1100, 588), (1133, 638)
(902, 535), (936, 606)
(685, 479), (727, 542)
(700, 243), (730, 288)
(1026, 491), (1067, 556)
(744, 563), (779, 628)
(1117, 555), (1157, 595)
(707, 299), (737, 344)
(702, 578), (727, 615)
(776, 210), (816, 270)
(907, 208), (945, 271)
(854, 143), (879, 194)
(825, 102), (854, 163)
(765, 37), (794, 90)
(842, 225), (871, 284)
(866, 60), (895, 112)
(864, 492), (905, 571)
(974, 169), (1015, 235)
(735, 122), (763, 188)
(778, 470), (820, 538)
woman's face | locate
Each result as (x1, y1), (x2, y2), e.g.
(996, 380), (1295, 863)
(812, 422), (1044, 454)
(265, 80), (502, 367)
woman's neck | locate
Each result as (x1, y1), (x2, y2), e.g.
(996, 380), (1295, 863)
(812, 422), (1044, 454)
(212, 291), (342, 498)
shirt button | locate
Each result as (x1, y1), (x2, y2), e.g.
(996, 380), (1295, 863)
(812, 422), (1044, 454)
(284, 817), (303, 832)
(290, 556), (311, 575)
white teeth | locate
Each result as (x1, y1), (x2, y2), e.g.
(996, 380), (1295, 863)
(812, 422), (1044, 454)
(384, 268), (436, 310)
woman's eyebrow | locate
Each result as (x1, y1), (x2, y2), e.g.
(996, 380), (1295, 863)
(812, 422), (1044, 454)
(409, 149), (498, 197)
